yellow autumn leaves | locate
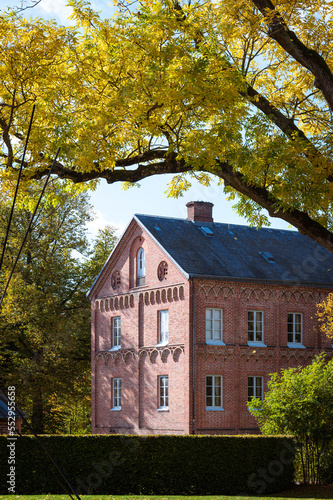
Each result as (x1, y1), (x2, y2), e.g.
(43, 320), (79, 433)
(1, 0), (333, 229)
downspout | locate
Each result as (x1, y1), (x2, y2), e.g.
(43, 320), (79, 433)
(191, 277), (196, 435)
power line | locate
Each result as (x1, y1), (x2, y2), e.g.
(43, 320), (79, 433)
(0, 388), (81, 500)
(0, 147), (60, 309)
(0, 104), (35, 274)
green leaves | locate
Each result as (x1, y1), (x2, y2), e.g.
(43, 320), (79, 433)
(248, 354), (333, 483)
(0, 182), (117, 433)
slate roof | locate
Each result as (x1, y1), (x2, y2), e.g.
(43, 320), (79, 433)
(135, 214), (333, 287)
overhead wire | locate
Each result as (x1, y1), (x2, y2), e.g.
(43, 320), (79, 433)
(0, 120), (82, 498)
(0, 387), (80, 500)
(0, 147), (60, 309)
(0, 105), (35, 274)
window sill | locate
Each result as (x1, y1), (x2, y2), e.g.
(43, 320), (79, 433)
(206, 341), (226, 346)
(156, 341), (169, 347)
(247, 341), (266, 347)
(110, 407), (121, 411)
(287, 343), (305, 349)
(109, 346), (121, 352)
(157, 407), (169, 412)
(206, 407), (224, 411)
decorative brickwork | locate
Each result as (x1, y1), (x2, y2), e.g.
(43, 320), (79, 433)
(88, 204), (333, 436)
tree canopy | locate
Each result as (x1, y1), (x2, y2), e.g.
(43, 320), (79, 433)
(0, 183), (118, 433)
(1, 0), (333, 251)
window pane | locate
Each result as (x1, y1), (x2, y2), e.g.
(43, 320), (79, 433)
(214, 309), (222, 321)
(137, 248), (145, 277)
(206, 375), (222, 408)
(159, 310), (169, 343)
(206, 376), (212, 407)
(248, 376), (254, 401)
(214, 377), (221, 407)
(288, 313), (302, 343)
(113, 317), (121, 347)
(255, 312), (263, 341)
(206, 309), (222, 342)
(248, 311), (265, 342)
(159, 376), (168, 408)
(255, 377), (262, 399)
(248, 376), (263, 402)
(113, 378), (121, 407)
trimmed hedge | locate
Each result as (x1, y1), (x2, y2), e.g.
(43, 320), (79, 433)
(0, 434), (295, 495)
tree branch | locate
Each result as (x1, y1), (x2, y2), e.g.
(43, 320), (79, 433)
(21, 150), (192, 184)
(214, 159), (333, 253)
(251, 0), (333, 111)
(242, 83), (333, 179)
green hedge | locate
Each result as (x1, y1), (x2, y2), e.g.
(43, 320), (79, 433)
(0, 434), (295, 495)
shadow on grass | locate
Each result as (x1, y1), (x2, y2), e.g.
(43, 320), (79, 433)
(274, 484), (333, 499)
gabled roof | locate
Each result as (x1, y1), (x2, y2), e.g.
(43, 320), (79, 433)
(135, 214), (333, 287)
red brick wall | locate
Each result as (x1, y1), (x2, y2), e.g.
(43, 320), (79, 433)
(0, 419), (22, 434)
(186, 201), (213, 222)
(91, 219), (191, 434)
(90, 219), (332, 436)
(192, 279), (332, 435)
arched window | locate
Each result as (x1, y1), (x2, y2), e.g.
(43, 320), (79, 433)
(137, 248), (145, 285)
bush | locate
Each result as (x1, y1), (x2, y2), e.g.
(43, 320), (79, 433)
(0, 434), (295, 495)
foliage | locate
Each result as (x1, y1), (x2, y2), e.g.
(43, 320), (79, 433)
(1, 1), (333, 250)
(0, 182), (117, 434)
(317, 293), (333, 340)
(248, 355), (333, 484)
(0, 434), (295, 495)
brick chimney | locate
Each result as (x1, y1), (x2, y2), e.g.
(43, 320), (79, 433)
(186, 201), (214, 223)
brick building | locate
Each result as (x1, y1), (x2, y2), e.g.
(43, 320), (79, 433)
(0, 394), (26, 434)
(88, 201), (333, 435)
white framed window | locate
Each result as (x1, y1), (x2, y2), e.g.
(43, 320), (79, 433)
(205, 308), (224, 344)
(247, 376), (263, 402)
(112, 316), (121, 349)
(206, 375), (223, 410)
(112, 378), (121, 410)
(158, 375), (169, 409)
(137, 248), (145, 278)
(287, 313), (304, 347)
(248, 311), (264, 345)
(158, 310), (169, 345)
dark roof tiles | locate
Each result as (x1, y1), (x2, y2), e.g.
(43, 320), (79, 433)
(135, 214), (333, 287)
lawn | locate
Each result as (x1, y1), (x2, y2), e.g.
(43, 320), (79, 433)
(1, 486), (333, 500)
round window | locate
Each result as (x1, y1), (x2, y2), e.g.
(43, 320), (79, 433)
(111, 270), (121, 290)
(157, 261), (168, 281)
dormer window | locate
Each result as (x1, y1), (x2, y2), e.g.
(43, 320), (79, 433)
(137, 247), (145, 286)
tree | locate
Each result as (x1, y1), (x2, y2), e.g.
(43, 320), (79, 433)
(248, 355), (333, 484)
(317, 293), (333, 341)
(1, 1), (333, 251)
(0, 182), (117, 433)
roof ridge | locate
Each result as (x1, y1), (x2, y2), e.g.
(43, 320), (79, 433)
(135, 213), (296, 234)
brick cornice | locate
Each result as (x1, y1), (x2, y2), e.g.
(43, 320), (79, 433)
(95, 344), (185, 364)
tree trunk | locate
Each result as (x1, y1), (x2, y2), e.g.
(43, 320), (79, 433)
(31, 387), (44, 434)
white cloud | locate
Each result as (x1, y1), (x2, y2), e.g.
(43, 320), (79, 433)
(22, 0), (75, 25)
(86, 209), (125, 241)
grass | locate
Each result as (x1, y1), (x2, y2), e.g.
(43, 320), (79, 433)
(1, 486), (333, 500)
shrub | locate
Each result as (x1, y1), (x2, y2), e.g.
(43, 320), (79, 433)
(0, 434), (295, 495)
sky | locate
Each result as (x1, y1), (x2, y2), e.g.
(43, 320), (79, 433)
(2, 0), (292, 240)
